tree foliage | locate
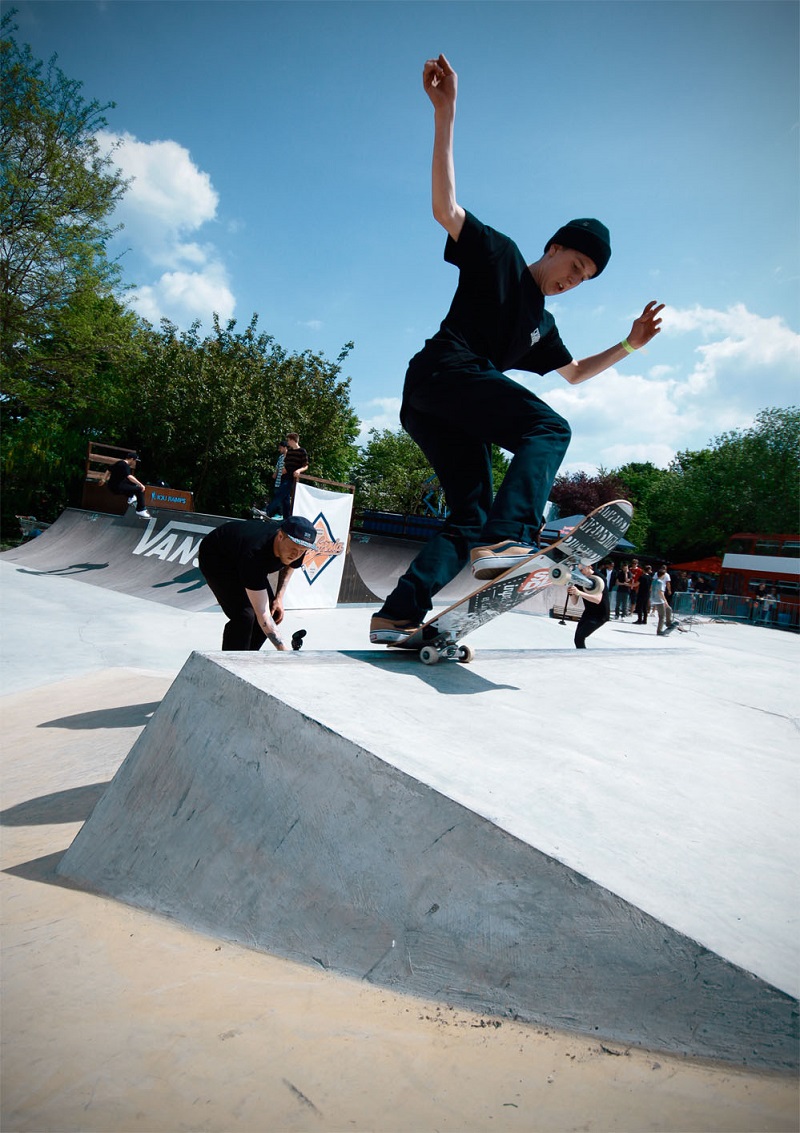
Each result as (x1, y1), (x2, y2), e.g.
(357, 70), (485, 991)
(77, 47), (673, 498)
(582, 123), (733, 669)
(0, 15), (142, 527)
(351, 428), (436, 514)
(641, 407), (800, 559)
(548, 408), (799, 560)
(128, 316), (360, 517)
(1, 13), (128, 385)
(351, 430), (510, 517)
(548, 468), (628, 519)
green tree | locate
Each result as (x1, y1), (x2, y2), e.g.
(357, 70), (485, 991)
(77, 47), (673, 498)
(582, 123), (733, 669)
(1, 14), (128, 380)
(351, 428), (436, 514)
(613, 461), (673, 552)
(130, 316), (360, 516)
(643, 407), (800, 560)
(0, 14), (139, 530)
(351, 430), (510, 517)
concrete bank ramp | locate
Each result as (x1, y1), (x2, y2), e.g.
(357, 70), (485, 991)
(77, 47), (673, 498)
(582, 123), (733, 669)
(57, 649), (797, 1070)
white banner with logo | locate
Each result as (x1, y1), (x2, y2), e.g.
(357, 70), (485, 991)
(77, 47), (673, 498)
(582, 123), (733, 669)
(281, 482), (352, 609)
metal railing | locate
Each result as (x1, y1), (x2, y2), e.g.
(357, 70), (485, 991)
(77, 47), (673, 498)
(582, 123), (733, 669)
(671, 591), (798, 632)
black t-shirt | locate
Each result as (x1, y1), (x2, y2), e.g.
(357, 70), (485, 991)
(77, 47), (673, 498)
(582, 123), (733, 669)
(108, 459), (134, 491)
(581, 579), (611, 624)
(409, 209), (572, 377)
(198, 520), (305, 590)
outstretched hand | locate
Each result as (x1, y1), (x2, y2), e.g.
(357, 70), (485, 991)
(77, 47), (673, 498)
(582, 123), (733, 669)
(423, 53), (457, 109)
(627, 301), (665, 350)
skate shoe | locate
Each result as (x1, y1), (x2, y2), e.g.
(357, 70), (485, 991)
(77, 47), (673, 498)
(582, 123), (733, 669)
(369, 614), (421, 644)
(470, 541), (537, 580)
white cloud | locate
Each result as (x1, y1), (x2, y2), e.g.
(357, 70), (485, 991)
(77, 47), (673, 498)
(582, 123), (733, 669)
(98, 130), (234, 328)
(664, 303), (800, 401)
(356, 397), (402, 447)
(130, 265), (235, 327)
(509, 300), (799, 473)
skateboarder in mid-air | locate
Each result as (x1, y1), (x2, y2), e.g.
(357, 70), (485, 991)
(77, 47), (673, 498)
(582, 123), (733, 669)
(370, 53), (664, 644)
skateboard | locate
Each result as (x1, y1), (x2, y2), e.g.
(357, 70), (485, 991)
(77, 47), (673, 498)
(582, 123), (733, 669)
(390, 499), (633, 664)
(660, 618), (686, 635)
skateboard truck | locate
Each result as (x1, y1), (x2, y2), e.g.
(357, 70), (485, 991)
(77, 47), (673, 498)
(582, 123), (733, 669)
(419, 639), (476, 666)
(548, 561), (598, 587)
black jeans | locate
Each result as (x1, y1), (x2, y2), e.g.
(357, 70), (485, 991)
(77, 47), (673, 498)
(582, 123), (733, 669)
(198, 556), (274, 650)
(109, 483), (146, 511)
(266, 480), (292, 517)
(574, 615), (606, 648)
(379, 361), (571, 622)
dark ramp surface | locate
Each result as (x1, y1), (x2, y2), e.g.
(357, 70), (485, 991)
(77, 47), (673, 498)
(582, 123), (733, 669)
(3, 509), (553, 613)
(1, 508), (226, 612)
(350, 531), (476, 603)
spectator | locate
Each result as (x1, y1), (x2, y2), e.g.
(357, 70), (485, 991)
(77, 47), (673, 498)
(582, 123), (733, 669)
(614, 561), (631, 618)
(634, 564), (653, 624)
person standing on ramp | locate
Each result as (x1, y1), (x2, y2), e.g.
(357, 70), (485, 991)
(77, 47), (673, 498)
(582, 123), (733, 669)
(370, 53), (664, 644)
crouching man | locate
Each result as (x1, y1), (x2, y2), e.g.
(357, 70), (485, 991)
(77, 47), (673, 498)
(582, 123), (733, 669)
(198, 515), (317, 650)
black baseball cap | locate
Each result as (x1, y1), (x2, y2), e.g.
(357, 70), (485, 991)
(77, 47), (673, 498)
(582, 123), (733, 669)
(280, 516), (317, 549)
(126, 452), (140, 460)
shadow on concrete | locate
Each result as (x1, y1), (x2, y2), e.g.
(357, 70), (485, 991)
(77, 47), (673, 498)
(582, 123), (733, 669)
(151, 567), (206, 593)
(15, 562), (109, 576)
(4, 850), (87, 890)
(339, 650), (521, 694)
(0, 782), (110, 826)
(38, 703), (160, 730)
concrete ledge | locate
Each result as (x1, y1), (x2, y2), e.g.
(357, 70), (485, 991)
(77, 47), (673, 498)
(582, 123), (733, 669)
(57, 651), (798, 1070)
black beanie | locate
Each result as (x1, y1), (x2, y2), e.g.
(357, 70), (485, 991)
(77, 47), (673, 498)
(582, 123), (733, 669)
(545, 218), (611, 277)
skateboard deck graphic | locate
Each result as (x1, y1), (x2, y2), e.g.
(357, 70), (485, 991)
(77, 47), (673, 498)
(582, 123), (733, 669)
(392, 499), (633, 663)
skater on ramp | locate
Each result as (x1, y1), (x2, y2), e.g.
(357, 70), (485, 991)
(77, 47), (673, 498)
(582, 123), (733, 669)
(107, 453), (151, 518)
(198, 515), (317, 651)
(370, 53), (664, 644)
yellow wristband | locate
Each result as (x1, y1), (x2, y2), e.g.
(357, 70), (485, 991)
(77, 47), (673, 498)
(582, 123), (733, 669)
(621, 338), (636, 354)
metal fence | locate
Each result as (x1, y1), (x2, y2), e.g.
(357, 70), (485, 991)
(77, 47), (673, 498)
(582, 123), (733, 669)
(672, 591), (799, 632)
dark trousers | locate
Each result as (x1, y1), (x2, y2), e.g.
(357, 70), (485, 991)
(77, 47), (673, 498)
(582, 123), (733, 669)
(379, 362), (571, 621)
(266, 480), (292, 518)
(574, 614), (606, 649)
(199, 558), (273, 650)
(109, 483), (145, 511)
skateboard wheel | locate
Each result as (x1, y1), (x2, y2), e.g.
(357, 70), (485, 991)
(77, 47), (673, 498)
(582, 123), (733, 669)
(419, 645), (440, 665)
(457, 645), (475, 663)
(549, 564), (569, 584)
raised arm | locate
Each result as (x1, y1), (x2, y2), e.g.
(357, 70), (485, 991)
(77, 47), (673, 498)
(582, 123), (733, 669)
(557, 301), (665, 385)
(423, 54), (465, 241)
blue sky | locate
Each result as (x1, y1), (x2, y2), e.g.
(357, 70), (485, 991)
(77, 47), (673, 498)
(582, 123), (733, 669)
(13, 0), (800, 471)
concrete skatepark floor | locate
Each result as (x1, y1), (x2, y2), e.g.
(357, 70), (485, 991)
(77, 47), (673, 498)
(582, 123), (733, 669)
(1, 557), (798, 1132)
